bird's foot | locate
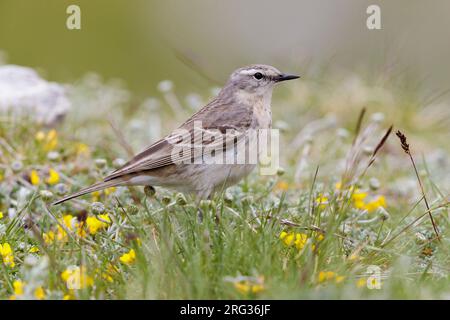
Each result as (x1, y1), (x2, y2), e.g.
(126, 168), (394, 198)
(197, 208), (204, 223)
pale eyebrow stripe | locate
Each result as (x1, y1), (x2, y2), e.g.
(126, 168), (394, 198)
(240, 69), (259, 75)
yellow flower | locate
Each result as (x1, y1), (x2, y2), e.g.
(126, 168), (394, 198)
(0, 211), (3, 219)
(30, 170), (40, 185)
(234, 281), (251, 294)
(356, 278), (367, 288)
(29, 246), (40, 253)
(318, 271), (345, 284)
(365, 196), (386, 212)
(9, 281), (46, 300)
(103, 187), (116, 196)
(43, 231), (55, 244)
(61, 266), (94, 289)
(63, 294), (74, 300)
(353, 200), (366, 210)
(0, 243), (15, 267)
(9, 280), (24, 299)
(280, 231), (308, 250)
(233, 277), (265, 295)
(318, 271), (336, 283)
(76, 225), (87, 238)
(100, 264), (118, 283)
(54, 215), (77, 242)
(315, 194), (328, 209)
(58, 214), (82, 241)
(36, 130), (58, 150)
(35, 131), (46, 141)
(44, 129), (58, 151)
(61, 214), (76, 230)
(294, 233), (308, 250)
(102, 273), (114, 283)
(45, 213), (107, 243)
(275, 181), (289, 191)
(351, 190), (367, 202)
(348, 252), (359, 261)
(92, 190), (101, 202)
(86, 214), (110, 235)
(34, 287), (45, 300)
(75, 142), (90, 156)
(279, 231), (295, 246)
(353, 194), (386, 212)
(46, 168), (60, 185)
(119, 249), (136, 265)
(13, 280), (24, 295)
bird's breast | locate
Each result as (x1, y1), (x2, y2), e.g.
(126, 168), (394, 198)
(252, 101), (272, 129)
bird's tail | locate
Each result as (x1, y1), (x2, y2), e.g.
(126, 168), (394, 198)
(51, 179), (121, 205)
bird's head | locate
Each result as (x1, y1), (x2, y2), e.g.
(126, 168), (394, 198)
(224, 64), (299, 97)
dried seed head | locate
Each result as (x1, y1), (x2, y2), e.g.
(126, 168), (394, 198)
(39, 190), (53, 201)
(377, 207), (390, 221)
(157, 80), (173, 93)
(223, 191), (233, 205)
(127, 204), (139, 215)
(95, 158), (107, 169)
(369, 178), (380, 191)
(161, 196), (171, 206)
(395, 130), (410, 154)
(11, 160), (23, 172)
(371, 112), (385, 123)
(199, 199), (212, 208)
(91, 202), (105, 215)
(55, 183), (68, 195)
(47, 151), (60, 161)
(415, 232), (427, 244)
(276, 167), (285, 176)
(113, 158), (126, 168)
(363, 146), (373, 156)
(337, 128), (350, 140)
(144, 185), (156, 198)
(176, 193), (187, 206)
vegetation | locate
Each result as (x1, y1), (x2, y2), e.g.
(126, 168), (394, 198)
(0, 67), (449, 299)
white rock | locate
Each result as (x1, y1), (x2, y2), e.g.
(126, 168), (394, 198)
(0, 65), (71, 125)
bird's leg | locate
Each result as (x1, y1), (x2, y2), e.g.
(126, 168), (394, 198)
(196, 188), (214, 224)
(197, 208), (204, 223)
(214, 210), (220, 225)
(208, 194), (221, 225)
(195, 197), (204, 223)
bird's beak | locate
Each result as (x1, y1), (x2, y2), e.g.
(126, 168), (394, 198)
(275, 73), (300, 82)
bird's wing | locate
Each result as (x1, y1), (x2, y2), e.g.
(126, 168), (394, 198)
(103, 99), (253, 182)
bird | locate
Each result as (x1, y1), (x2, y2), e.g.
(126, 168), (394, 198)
(52, 64), (299, 205)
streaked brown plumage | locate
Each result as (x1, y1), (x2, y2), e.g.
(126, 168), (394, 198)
(52, 65), (299, 205)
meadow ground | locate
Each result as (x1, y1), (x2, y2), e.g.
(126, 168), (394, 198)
(0, 66), (449, 299)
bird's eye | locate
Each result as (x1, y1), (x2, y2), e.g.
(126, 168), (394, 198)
(253, 72), (263, 80)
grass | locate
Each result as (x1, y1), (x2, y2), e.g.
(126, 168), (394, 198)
(0, 66), (449, 299)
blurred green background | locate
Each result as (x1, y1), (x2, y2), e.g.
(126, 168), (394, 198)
(1, 0), (450, 97)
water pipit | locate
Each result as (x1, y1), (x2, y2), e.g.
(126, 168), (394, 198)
(53, 65), (299, 205)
